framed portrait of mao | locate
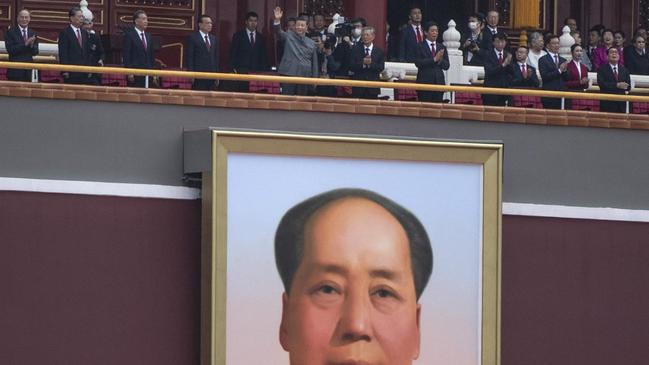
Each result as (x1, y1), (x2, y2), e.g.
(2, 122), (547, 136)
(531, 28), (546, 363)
(198, 130), (502, 365)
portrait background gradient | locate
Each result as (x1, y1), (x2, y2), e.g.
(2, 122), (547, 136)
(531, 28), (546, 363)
(226, 153), (483, 365)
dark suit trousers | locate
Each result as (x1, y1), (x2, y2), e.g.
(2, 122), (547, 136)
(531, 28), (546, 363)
(352, 87), (379, 99)
(541, 97), (571, 110)
(600, 100), (626, 113)
(192, 79), (216, 91)
(417, 90), (443, 103)
(64, 72), (90, 85)
(7, 69), (32, 82)
(127, 76), (147, 88)
(482, 94), (511, 106)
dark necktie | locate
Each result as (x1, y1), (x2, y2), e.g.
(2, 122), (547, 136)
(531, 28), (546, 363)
(76, 29), (82, 47)
(250, 32), (255, 45)
(430, 43), (436, 57)
(365, 47), (370, 56)
(554, 54), (559, 67)
(22, 29), (28, 42)
(205, 35), (211, 51)
(521, 64), (527, 77)
(141, 32), (147, 51)
(415, 26), (422, 43)
(613, 66), (618, 81)
(498, 52), (503, 64)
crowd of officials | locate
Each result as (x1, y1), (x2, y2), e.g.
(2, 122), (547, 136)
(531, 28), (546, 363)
(4, 6), (645, 112)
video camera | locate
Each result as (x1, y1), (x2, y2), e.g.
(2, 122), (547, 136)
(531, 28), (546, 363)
(334, 22), (354, 38)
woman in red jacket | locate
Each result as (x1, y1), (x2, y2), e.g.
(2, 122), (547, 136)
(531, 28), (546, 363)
(566, 44), (590, 91)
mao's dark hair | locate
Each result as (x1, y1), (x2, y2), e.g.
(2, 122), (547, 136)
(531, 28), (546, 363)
(275, 188), (433, 300)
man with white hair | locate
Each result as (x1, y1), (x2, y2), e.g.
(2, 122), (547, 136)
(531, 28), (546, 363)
(350, 26), (385, 99)
(5, 9), (39, 82)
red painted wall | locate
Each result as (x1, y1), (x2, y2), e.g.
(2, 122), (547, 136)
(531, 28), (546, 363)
(502, 215), (649, 365)
(2, 191), (648, 364)
(0, 191), (202, 365)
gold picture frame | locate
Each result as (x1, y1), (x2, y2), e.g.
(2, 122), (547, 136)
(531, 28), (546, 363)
(201, 130), (502, 365)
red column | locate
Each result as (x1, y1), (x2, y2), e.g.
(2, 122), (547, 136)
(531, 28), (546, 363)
(349, 0), (387, 50)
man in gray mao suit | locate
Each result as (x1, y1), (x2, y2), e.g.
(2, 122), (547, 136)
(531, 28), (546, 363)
(273, 7), (319, 95)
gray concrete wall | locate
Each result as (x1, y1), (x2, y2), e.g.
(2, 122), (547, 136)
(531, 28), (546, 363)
(1, 96), (648, 210)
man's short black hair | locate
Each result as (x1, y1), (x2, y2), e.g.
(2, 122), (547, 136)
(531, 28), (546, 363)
(351, 17), (367, 27)
(606, 47), (619, 55)
(570, 43), (581, 53)
(470, 13), (484, 24)
(424, 20), (438, 33)
(245, 11), (258, 20)
(287, 16), (297, 23)
(275, 188), (433, 300)
(133, 10), (146, 23)
(545, 33), (559, 44)
(198, 14), (212, 24)
(493, 32), (508, 42)
(517, 45), (529, 52)
(68, 6), (81, 17)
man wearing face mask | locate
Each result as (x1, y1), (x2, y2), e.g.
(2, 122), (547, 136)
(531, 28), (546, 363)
(461, 13), (485, 65)
(343, 18), (366, 47)
(273, 7), (319, 95)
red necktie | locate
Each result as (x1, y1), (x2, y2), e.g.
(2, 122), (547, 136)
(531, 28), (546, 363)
(141, 32), (147, 51)
(498, 52), (503, 64)
(613, 66), (619, 81)
(415, 26), (422, 43)
(521, 64), (527, 77)
(430, 43), (436, 58)
(22, 29), (28, 42)
(205, 35), (211, 50)
(76, 29), (82, 47)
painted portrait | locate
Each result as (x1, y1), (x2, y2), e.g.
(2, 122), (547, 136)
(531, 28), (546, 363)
(202, 131), (502, 365)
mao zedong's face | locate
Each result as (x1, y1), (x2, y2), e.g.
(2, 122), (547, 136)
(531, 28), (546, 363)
(280, 197), (421, 365)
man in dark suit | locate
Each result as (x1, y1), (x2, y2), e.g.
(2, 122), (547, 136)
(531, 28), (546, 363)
(597, 47), (631, 113)
(481, 33), (513, 106)
(5, 9), (39, 82)
(398, 7), (424, 62)
(511, 45), (540, 88)
(81, 17), (104, 85)
(58, 7), (91, 84)
(350, 27), (385, 99)
(624, 35), (649, 75)
(414, 21), (449, 102)
(229, 11), (268, 92)
(539, 34), (570, 109)
(185, 14), (218, 91)
(123, 10), (156, 88)
(481, 10), (500, 51)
